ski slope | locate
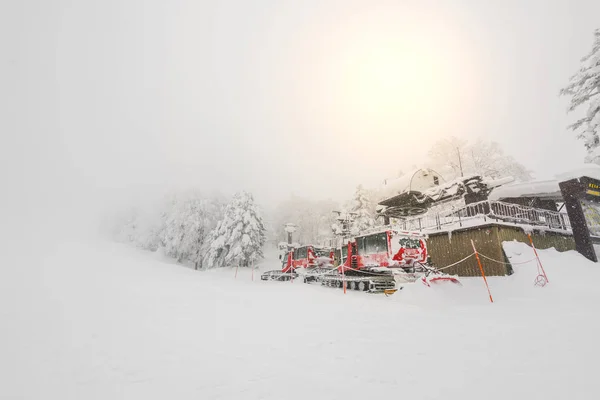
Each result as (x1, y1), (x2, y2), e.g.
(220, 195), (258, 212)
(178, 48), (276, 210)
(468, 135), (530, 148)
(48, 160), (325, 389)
(1, 239), (598, 399)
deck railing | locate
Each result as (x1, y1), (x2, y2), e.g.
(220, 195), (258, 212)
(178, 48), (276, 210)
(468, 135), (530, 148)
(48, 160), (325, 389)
(396, 200), (571, 232)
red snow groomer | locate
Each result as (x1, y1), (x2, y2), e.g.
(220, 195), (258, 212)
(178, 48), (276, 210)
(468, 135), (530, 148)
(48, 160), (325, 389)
(319, 229), (460, 292)
(290, 245), (335, 283)
(290, 245), (334, 270)
(261, 245), (334, 282)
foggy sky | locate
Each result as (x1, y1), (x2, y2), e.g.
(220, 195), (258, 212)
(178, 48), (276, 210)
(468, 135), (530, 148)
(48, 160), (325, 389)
(2, 0), (599, 224)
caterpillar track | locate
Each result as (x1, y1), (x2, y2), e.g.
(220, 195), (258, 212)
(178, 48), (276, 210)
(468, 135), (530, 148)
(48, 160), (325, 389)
(318, 272), (398, 293)
(260, 270), (298, 281)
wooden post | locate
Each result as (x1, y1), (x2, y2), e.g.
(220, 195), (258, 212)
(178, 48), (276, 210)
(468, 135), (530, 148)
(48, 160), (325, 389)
(471, 239), (494, 303)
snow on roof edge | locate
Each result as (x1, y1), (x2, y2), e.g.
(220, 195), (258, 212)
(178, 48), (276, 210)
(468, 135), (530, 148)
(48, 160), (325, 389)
(488, 180), (561, 201)
(554, 163), (600, 181)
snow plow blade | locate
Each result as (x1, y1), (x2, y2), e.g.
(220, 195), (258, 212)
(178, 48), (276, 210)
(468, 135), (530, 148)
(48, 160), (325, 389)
(421, 275), (462, 287)
(367, 278), (397, 293)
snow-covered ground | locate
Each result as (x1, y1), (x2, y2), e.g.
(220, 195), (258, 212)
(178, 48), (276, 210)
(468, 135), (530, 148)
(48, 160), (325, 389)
(1, 239), (598, 399)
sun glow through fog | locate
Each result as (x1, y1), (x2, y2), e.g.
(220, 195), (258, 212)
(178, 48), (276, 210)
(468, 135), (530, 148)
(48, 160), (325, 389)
(306, 15), (481, 190)
(322, 31), (470, 167)
(351, 42), (437, 117)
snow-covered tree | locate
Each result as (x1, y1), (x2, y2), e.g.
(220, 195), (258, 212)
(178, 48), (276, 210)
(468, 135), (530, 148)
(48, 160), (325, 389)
(162, 197), (187, 261)
(427, 137), (469, 179)
(203, 191), (266, 269)
(162, 195), (223, 268)
(468, 139), (532, 181)
(560, 28), (600, 163)
(350, 185), (376, 234)
(114, 202), (167, 252)
(114, 191), (224, 268)
(425, 137), (532, 181)
(188, 197), (224, 269)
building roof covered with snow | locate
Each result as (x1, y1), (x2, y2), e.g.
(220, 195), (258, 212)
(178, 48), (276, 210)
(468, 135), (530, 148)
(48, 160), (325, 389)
(489, 164), (600, 202)
(378, 174), (512, 218)
(488, 180), (562, 201)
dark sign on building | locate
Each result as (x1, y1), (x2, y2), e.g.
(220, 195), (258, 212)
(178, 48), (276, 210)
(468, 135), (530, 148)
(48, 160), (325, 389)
(559, 176), (600, 262)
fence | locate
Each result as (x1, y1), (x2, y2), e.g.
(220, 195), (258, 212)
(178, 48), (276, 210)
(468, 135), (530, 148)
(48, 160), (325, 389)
(397, 200), (572, 233)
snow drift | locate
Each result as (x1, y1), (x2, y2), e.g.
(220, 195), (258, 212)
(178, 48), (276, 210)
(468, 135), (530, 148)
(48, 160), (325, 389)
(1, 239), (598, 399)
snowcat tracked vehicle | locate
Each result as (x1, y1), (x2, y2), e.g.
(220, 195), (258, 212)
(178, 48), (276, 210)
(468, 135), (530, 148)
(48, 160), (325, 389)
(261, 245), (334, 282)
(291, 245), (335, 283)
(319, 229), (460, 292)
(260, 248), (297, 281)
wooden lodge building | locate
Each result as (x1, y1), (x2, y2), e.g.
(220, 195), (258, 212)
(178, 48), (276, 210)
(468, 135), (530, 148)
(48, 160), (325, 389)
(374, 168), (594, 276)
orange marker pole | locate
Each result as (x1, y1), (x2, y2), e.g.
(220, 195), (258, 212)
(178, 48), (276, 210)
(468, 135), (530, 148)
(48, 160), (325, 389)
(528, 234), (548, 283)
(235, 263), (239, 279)
(471, 239), (494, 303)
(343, 266), (347, 294)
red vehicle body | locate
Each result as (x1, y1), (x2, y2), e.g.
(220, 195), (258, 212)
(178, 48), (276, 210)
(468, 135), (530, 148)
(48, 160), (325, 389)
(266, 229), (459, 289)
(338, 230), (428, 274)
(281, 245), (334, 273)
(334, 229), (460, 288)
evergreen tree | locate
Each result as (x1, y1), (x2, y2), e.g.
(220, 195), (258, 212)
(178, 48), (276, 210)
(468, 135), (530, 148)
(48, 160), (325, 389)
(115, 203), (166, 252)
(162, 194), (224, 267)
(177, 198), (218, 268)
(203, 191), (266, 269)
(188, 197), (224, 269)
(115, 191), (224, 268)
(350, 185), (376, 234)
(162, 196), (187, 262)
(561, 28), (600, 163)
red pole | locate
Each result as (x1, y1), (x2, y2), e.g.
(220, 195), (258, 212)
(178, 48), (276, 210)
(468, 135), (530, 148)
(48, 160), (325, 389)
(342, 243), (347, 294)
(289, 252), (294, 283)
(470, 239), (494, 303)
(528, 234), (549, 283)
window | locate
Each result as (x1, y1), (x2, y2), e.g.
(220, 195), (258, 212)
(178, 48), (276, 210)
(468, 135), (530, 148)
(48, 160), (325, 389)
(398, 237), (421, 249)
(314, 248), (330, 257)
(361, 232), (388, 255)
(282, 252), (290, 266)
(356, 237), (366, 255)
(295, 247), (307, 259)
